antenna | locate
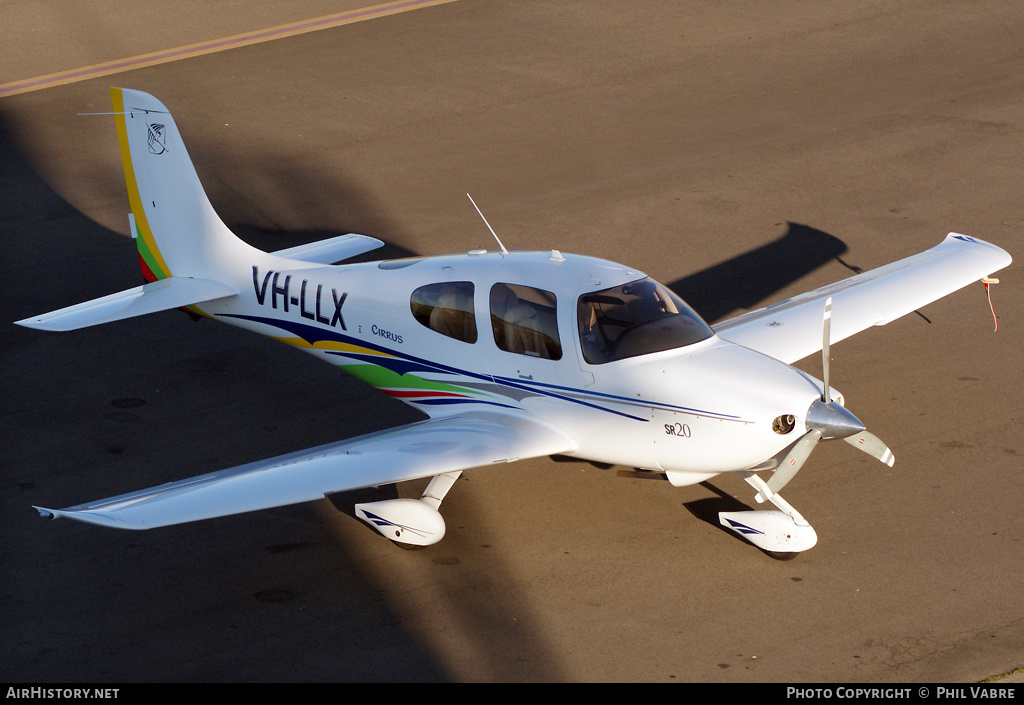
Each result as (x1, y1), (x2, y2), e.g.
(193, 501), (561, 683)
(467, 193), (508, 255)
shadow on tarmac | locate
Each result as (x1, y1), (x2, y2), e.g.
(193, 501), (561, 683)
(668, 222), (849, 325)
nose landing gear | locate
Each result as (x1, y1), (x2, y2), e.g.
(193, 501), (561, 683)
(718, 471), (817, 559)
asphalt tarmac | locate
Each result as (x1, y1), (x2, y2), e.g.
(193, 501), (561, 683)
(3, 0), (1023, 683)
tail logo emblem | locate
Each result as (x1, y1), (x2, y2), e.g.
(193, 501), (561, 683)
(146, 123), (167, 155)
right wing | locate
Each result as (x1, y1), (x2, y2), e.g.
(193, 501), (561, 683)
(34, 411), (575, 530)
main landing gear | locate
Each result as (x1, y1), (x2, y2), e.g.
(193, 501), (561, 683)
(354, 471), (462, 547)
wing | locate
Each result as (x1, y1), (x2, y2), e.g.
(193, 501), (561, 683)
(34, 411), (575, 530)
(713, 234), (1011, 364)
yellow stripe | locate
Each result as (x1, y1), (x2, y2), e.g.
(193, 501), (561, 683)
(110, 87), (173, 278)
(270, 336), (398, 358)
(0, 1), (458, 98)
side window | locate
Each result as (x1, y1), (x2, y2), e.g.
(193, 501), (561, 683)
(489, 283), (562, 360)
(411, 282), (477, 343)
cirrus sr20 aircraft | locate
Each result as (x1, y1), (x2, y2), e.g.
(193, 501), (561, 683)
(16, 89), (1012, 559)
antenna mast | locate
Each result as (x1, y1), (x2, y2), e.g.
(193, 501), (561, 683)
(467, 193), (509, 255)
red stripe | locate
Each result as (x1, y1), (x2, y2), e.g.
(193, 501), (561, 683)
(138, 253), (158, 283)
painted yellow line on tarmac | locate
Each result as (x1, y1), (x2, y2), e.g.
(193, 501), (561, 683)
(0, 0), (457, 98)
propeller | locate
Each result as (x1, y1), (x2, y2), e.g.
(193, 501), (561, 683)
(761, 297), (894, 500)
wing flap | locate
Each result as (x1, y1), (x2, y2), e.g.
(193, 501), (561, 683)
(14, 276), (238, 331)
(34, 411), (575, 529)
(713, 234), (1011, 363)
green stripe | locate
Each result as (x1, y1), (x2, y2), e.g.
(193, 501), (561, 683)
(339, 364), (483, 396)
(135, 226), (169, 280)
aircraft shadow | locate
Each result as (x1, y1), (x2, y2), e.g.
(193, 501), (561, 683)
(0, 117), (451, 682)
(668, 222), (849, 324)
(684, 482), (796, 558)
(683, 481), (751, 523)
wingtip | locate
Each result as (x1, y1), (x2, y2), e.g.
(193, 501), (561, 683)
(30, 504), (146, 529)
(14, 317), (54, 331)
(33, 506), (58, 520)
(946, 233), (1013, 266)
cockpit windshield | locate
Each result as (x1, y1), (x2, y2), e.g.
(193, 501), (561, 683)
(577, 278), (713, 364)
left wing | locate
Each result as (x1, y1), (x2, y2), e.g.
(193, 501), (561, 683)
(714, 234), (1011, 364)
(34, 411), (575, 529)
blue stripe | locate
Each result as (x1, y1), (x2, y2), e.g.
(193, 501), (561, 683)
(224, 313), (737, 423)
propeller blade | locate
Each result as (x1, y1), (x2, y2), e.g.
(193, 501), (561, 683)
(753, 298), (892, 504)
(822, 296), (832, 403)
(844, 430), (895, 467)
(766, 429), (822, 495)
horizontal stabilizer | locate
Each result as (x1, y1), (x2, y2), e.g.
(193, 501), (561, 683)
(272, 233), (384, 264)
(15, 276), (238, 331)
(33, 411), (575, 530)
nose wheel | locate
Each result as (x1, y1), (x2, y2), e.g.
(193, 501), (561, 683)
(718, 471), (817, 559)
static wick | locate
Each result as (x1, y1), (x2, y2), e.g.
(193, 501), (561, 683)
(467, 193), (508, 255)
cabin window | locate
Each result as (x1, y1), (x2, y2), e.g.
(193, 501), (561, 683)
(577, 278), (713, 364)
(489, 283), (562, 360)
(411, 282), (478, 343)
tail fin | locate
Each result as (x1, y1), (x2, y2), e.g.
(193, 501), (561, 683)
(111, 87), (257, 281)
(16, 89), (383, 332)
(15, 89), (248, 331)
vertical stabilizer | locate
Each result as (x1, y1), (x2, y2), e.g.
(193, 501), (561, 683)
(111, 87), (257, 281)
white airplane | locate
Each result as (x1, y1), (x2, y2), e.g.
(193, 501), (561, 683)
(16, 89), (1012, 558)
